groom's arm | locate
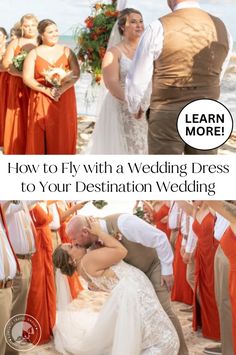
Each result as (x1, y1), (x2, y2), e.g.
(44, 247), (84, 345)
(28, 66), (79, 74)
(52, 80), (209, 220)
(125, 20), (164, 115)
(117, 214), (173, 276)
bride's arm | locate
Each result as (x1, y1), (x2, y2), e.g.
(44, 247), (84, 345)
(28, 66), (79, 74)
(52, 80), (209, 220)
(102, 47), (125, 101)
(82, 217), (127, 277)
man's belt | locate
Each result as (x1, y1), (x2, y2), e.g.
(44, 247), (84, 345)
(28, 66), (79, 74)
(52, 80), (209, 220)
(0, 279), (13, 289)
(16, 253), (33, 260)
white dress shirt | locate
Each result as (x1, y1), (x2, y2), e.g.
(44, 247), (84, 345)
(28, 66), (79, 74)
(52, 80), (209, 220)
(214, 213), (230, 241)
(125, 1), (233, 114)
(48, 203), (61, 230)
(185, 217), (197, 253)
(168, 201), (181, 229)
(101, 214), (173, 275)
(0, 216), (17, 280)
(5, 202), (36, 255)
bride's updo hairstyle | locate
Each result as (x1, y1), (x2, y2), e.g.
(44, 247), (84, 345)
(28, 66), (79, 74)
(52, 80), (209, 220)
(118, 8), (142, 36)
(53, 245), (77, 276)
(37, 19), (56, 45)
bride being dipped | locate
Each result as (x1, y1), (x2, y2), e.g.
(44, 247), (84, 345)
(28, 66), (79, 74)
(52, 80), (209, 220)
(53, 217), (179, 355)
(86, 8), (148, 154)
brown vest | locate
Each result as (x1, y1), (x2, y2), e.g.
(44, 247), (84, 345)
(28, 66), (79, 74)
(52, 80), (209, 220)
(104, 214), (158, 273)
(151, 8), (229, 109)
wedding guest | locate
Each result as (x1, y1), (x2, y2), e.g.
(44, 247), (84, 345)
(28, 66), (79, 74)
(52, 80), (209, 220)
(0, 204), (18, 355)
(66, 213), (189, 354)
(86, 8), (148, 154)
(0, 27), (8, 147)
(126, 0), (233, 154)
(26, 201), (56, 344)
(178, 201), (220, 340)
(23, 19), (79, 155)
(4, 201), (36, 355)
(9, 23), (21, 41)
(2, 14), (38, 154)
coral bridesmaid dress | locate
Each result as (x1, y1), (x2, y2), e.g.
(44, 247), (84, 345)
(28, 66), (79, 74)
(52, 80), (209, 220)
(26, 51), (77, 154)
(4, 46), (30, 154)
(26, 203), (56, 344)
(153, 204), (171, 239)
(192, 213), (220, 340)
(220, 226), (236, 354)
(171, 230), (193, 305)
(0, 71), (9, 146)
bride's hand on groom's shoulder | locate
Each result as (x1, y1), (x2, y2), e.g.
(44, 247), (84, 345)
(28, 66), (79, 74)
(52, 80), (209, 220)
(86, 216), (102, 236)
(161, 274), (174, 292)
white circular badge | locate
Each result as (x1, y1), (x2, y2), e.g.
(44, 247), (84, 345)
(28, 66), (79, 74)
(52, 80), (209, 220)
(177, 99), (233, 150)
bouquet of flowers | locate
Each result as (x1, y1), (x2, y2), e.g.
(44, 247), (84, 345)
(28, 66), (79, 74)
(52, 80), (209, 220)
(12, 50), (28, 71)
(92, 200), (108, 209)
(43, 67), (72, 87)
(76, 0), (118, 85)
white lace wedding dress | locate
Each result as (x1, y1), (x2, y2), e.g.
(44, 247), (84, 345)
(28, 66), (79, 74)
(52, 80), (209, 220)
(54, 261), (179, 355)
(85, 52), (148, 154)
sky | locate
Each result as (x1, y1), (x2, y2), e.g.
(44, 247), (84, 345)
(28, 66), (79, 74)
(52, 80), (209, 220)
(0, 0), (235, 38)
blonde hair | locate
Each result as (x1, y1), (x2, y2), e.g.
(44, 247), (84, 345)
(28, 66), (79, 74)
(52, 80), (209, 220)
(20, 13), (38, 37)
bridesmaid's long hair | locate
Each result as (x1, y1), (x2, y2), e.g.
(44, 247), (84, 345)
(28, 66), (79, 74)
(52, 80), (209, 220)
(20, 13), (38, 37)
(37, 19), (56, 45)
(118, 8), (142, 36)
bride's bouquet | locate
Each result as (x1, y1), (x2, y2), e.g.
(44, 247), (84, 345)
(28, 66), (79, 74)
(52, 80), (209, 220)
(12, 50), (28, 71)
(43, 67), (72, 87)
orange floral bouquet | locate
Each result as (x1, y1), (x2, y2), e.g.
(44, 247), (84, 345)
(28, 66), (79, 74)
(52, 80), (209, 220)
(76, 0), (119, 85)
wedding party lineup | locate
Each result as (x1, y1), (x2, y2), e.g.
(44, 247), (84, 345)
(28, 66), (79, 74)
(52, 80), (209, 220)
(0, 0), (236, 354)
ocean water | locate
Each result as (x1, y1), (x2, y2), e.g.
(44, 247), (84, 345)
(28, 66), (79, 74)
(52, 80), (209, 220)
(60, 36), (236, 128)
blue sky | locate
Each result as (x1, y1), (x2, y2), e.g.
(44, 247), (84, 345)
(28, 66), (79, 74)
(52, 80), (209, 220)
(0, 0), (235, 38)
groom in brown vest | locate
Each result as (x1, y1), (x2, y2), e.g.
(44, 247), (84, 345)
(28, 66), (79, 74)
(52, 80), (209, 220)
(66, 213), (189, 355)
(126, 0), (232, 154)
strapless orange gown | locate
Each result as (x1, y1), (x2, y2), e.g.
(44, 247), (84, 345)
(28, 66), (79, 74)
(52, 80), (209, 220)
(57, 205), (83, 299)
(26, 204), (56, 344)
(26, 53), (77, 154)
(0, 71), (9, 146)
(220, 226), (236, 354)
(171, 230), (193, 305)
(153, 204), (171, 239)
(192, 213), (220, 340)
(4, 46), (30, 154)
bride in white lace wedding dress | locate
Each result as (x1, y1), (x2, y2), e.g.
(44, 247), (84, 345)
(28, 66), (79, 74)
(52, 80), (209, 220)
(53, 218), (180, 355)
(86, 9), (148, 155)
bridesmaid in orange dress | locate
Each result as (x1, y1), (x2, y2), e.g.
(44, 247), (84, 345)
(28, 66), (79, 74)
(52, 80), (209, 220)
(0, 27), (8, 147)
(2, 14), (38, 154)
(26, 202), (56, 345)
(23, 19), (79, 154)
(178, 201), (220, 340)
(207, 201), (236, 354)
(171, 212), (193, 305)
(153, 201), (171, 239)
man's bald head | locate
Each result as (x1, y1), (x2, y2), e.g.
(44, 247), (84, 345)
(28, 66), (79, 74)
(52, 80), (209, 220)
(65, 215), (98, 248)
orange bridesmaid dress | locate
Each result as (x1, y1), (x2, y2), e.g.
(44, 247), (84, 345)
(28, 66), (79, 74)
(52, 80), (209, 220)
(57, 204), (83, 299)
(4, 46), (30, 154)
(26, 204), (56, 344)
(171, 230), (193, 305)
(192, 213), (220, 340)
(153, 204), (171, 239)
(26, 51), (77, 154)
(0, 72), (9, 146)
(220, 226), (236, 354)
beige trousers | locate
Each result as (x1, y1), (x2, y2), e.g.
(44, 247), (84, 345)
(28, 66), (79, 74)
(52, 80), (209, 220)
(0, 288), (12, 355)
(148, 109), (218, 155)
(147, 259), (189, 355)
(5, 259), (32, 355)
(214, 245), (234, 355)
